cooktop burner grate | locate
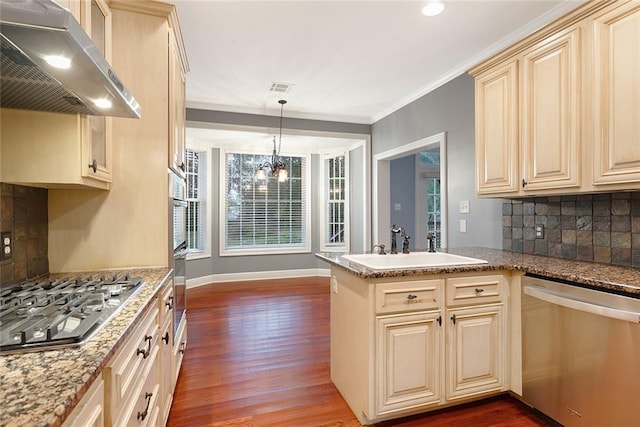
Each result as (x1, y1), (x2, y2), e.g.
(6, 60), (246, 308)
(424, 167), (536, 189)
(0, 274), (143, 354)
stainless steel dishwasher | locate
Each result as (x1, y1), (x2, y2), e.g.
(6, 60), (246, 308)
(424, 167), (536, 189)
(522, 274), (640, 427)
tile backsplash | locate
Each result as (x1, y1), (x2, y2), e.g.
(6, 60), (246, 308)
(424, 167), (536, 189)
(0, 183), (49, 284)
(502, 192), (640, 267)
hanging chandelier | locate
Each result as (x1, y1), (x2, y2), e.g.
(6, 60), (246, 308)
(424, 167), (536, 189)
(256, 99), (288, 182)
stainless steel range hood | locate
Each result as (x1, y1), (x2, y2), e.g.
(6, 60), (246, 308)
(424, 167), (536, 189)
(0, 0), (142, 118)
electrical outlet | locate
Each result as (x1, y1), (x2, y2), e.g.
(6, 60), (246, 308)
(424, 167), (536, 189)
(331, 276), (338, 294)
(1, 232), (12, 261)
(459, 219), (467, 233)
(535, 225), (545, 239)
(459, 200), (470, 213)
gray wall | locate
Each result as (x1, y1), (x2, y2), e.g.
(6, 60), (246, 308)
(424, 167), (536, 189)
(186, 109), (370, 280)
(390, 155), (416, 248)
(372, 74), (503, 249)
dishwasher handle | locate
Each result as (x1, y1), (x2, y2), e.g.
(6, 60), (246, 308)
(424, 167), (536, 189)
(524, 285), (640, 324)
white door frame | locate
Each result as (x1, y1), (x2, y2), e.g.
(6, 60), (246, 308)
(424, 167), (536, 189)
(372, 132), (447, 249)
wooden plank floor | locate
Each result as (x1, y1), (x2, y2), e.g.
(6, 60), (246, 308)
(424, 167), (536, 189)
(167, 277), (549, 427)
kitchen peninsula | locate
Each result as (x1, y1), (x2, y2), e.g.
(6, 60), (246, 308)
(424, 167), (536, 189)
(317, 248), (640, 425)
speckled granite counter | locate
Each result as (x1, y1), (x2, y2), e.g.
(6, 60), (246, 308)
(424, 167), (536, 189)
(316, 248), (640, 298)
(0, 267), (172, 427)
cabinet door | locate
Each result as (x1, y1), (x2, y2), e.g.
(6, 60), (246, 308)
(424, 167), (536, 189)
(446, 304), (505, 401)
(474, 60), (520, 195)
(592, 1), (640, 186)
(376, 311), (443, 416)
(521, 27), (582, 191)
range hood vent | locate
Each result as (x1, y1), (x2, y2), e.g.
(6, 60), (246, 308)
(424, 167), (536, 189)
(0, 0), (142, 119)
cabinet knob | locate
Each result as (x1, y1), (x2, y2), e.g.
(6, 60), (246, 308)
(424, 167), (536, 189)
(436, 315), (442, 326)
(88, 159), (98, 173)
(451, 314), (457, 325)
(179, 162), (186, 172)
(522, 178), (528, 188)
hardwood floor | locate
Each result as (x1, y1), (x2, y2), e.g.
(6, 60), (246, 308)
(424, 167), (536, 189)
(167, 277), (549, 427)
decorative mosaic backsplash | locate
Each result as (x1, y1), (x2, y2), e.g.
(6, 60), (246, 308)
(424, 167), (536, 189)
(502, 192), (640, 267)
(0, 183), (48, 284)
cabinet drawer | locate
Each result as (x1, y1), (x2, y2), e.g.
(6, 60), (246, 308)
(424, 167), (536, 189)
(446, 275), (505, 307)
(63, 377), (104, 427)
(106, 303), (159, 416)
(159, 279), (174, 326)
(114, 344), (160, 427)
(172, 317), (187, 388)
(376, 280), (444, 314)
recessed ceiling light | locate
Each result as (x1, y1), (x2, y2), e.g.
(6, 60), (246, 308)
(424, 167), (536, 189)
(44, 55), (71, 69)
(422, 1), (445, 17)
(93, 98), (112, 109)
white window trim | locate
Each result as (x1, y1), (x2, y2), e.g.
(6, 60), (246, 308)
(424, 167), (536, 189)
(186, 146), (212, 260)
(219, 147), (312, 257)
(320, 149), (350, 252)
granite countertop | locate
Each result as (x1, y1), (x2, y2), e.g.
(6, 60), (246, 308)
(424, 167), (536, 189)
(0, 267), (172, 427)
(316, 247), (640, 297)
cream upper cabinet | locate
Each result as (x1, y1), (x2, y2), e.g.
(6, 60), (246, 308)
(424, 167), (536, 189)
(521, 26), (582, 192)
(471, 0), (639, 196)
(473, 26), (582, 196)
(591, 1), (640, 186)
(475, 60), (520, 195)
(169, 28), (187, 177)
(0, 0), (113, 189)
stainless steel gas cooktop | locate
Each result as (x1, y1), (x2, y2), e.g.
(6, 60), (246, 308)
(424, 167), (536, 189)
(0, 274), (142, 354)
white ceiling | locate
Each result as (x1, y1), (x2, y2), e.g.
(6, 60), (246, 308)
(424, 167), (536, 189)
(175, 0), (583, 125)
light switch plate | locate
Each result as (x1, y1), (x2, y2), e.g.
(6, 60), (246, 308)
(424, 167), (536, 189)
(394, 203), (401, 211)
(460, 219), (467, 233)
(459, 200), (470, 213)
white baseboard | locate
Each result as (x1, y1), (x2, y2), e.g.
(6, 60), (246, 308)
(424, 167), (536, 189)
(186, 268), (331, 289)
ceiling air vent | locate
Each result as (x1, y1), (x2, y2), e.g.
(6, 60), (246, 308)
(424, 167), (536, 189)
(269, 82), (294, 93)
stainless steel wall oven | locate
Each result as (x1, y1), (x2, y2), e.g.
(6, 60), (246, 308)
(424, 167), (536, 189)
(170, 171), (187, 341)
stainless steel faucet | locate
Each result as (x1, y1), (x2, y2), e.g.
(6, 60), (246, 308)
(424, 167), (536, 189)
(391, 225), (410, 254)
(427, 232), (436, 252)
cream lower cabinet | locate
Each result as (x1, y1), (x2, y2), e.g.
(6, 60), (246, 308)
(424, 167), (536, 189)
(376, 311), (443, 416)
(62, 377), (105, 427)
(446, 304), (505, 401)
(331, 269), (510, 425)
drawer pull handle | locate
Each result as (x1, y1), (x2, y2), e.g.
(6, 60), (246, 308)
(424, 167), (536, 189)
(179, 342), (186, 354)
(407, 294), (417, 300)
(436, 315), (442, 326)
(451, 314), (457, 325)
(162, 332), (170, 345)
(474, 288), (485, 293)
(136, 335), (153, 359)
(137, 392), (153, 421)
(166, 296), (174, 310)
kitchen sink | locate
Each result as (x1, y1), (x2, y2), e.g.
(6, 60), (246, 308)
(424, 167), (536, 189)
(341, 252), (488, 270)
